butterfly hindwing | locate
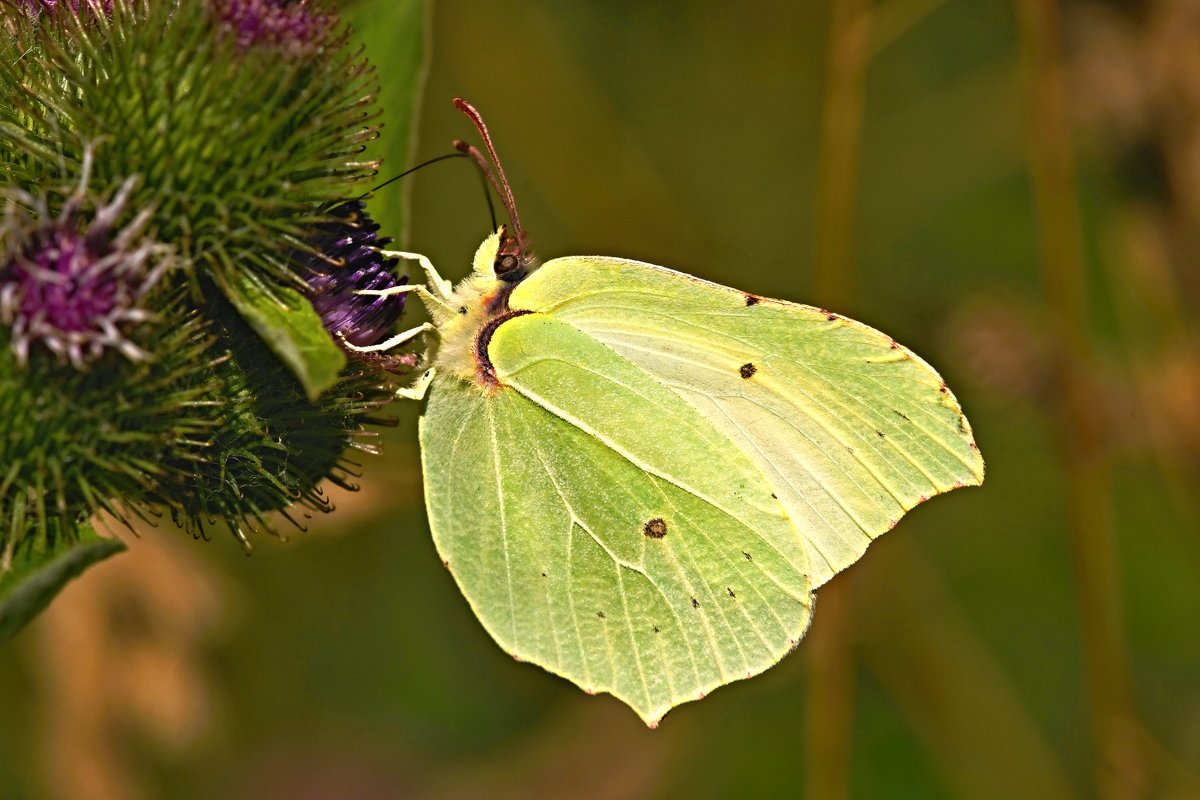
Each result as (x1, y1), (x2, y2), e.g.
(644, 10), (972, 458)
(420, 313), (813, 725)
(510, 257), (984, 589)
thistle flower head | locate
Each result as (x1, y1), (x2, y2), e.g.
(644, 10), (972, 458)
(302, 200), (407, 349)
(0, 164), (171, 368)
(15, 0), (112, 17)
(213, 0), (337, 54)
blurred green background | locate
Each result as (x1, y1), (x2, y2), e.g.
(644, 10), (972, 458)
(2, 0), (1199, 797)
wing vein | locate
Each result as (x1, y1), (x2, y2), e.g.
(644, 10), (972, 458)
(518, 412), (698, 696)
(505, 378), (808, 580)
(616, 566), (654, 713)
(484, 402), (518, 645)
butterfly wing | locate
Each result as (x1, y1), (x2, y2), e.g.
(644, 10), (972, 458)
(509, 256), (984, 589)
(420, 314), (813, 726)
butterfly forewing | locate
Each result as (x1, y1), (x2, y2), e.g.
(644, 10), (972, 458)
(420, 314), (813, 725)
(510, 256), (984, 589)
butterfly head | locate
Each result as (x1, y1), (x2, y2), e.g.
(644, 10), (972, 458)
(472, 223), (536, 285)
(493, 224), (536, 283)
(454, 99), (538, 286)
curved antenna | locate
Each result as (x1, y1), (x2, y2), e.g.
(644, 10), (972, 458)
(352, 150), (498, 231)
(355, 152), (468, 201)
(452, 140), (506, 220)
(453, 98), (524, 239)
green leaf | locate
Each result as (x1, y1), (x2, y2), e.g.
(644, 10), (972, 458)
(0, 525), (126, 644)
(220, 274), (347, 402)
(344, 0), (430, 239)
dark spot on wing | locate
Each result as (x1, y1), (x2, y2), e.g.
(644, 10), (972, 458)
(745, 294), (760, 306)
(894, 410), (911, 422)
(458, 306), (467, 315)
(597, 611), (606, 619)
(826, 312), (838, 321)
(727, 587), (736, 598)
(939, 381), (949, 394)
(643, 518), (668, 538)
(770, 493), (777, 499)
(889, 339), (899, 349)
(743, 551), (753, 562)
(653, 625), (661, 634)
(876, 430), (885, 438)
(691, 597), (700, 610)
(739, 363), (757, 379)
(541, 571), (547, 578)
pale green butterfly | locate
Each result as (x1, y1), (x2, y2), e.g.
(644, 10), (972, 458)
(351, 99), (984, 727)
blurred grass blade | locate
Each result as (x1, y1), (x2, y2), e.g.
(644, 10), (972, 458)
(855, 542), (1076, 800)
(220, 273), (347, 403)
(805, 0), (873, 795)
(344, 0), (430, 241)
(0, 525), (125, 644)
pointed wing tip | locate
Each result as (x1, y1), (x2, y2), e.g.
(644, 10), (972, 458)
(629, 696), (689, 730)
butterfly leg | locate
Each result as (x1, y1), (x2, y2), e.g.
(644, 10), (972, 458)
(395, 367), (436, 401)
(356, 282), (456, 316)
(379, 250), (454, 302)
(339, 322), (435, 354)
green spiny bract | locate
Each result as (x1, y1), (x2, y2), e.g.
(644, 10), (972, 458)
(0, 0), (411, 560)
(0, 0), (380, 292)
(0, 296), (216, 564)
(153, 287), (401, 547)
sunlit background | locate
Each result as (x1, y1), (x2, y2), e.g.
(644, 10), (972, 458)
(2, 0), (1199, 797)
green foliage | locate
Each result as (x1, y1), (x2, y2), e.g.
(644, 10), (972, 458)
(221, 271), (347, 402)
(342, 0), (428, 236)
(0, 523), (124, 644)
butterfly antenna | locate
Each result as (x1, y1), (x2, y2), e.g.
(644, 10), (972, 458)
(453, 98), (525, 243)
(354, 152), (468, 201)
(352, 150), (498, 231)
(451, 140), (501, 231)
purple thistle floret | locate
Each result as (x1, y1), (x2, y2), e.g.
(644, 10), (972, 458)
(0, 169), (171, 368)
(302, 200), (406, 350)
(214, 0), (336, 54)
(17, 0), (113, 16)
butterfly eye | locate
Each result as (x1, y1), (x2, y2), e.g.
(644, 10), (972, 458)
(495, 254), (519, 275)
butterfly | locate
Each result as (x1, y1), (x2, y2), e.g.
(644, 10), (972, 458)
(351, 99), (984, 727)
